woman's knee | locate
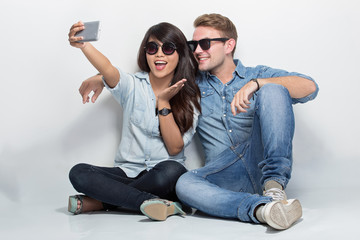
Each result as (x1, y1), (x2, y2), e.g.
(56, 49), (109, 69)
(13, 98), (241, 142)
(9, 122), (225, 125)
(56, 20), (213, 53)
(147, 161), (187, 192)
(69, 163), (92, 191)
(154, 160), (187, 179)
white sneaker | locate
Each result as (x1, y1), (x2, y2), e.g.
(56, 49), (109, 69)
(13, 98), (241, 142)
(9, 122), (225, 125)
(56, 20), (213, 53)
(264, 188), (287, 201)
(261, 199), (302, 230)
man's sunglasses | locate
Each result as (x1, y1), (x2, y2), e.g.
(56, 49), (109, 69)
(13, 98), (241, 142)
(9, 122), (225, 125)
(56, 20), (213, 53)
(144, 42), (177, 55)
(187, 38), (229, 52)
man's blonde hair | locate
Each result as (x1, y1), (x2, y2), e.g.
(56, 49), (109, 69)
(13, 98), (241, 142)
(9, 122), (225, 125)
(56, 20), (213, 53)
(194, 13), (238, 55)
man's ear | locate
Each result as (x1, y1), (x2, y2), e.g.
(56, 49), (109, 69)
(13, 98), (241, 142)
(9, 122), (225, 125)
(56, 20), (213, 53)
(225, 38), (236, 55)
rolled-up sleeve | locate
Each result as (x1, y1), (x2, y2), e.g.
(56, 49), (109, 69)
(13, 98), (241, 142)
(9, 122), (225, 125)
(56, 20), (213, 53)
(291, 74), (319, 104)
(102, 68), (134, 106)
(256, 65), (319, 104)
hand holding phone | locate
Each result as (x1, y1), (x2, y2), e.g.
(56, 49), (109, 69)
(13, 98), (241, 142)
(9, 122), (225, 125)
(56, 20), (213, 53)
(74, 21), (101, 42)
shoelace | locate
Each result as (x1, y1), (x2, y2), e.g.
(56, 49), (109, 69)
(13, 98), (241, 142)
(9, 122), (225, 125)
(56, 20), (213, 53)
(264, 188), (287, 201)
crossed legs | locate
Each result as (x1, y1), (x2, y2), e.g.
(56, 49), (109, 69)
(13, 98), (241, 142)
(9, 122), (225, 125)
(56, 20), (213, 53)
(68, 160), (187, 213)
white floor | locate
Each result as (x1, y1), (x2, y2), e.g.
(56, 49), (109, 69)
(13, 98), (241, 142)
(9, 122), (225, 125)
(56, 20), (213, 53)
(1, 183), (358, 240)
(1, 107), (357, 239)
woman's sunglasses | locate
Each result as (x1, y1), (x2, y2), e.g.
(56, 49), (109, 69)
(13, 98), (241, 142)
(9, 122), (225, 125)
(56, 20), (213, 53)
(144, 42), (177, 55)
(187, 38), (229, 52)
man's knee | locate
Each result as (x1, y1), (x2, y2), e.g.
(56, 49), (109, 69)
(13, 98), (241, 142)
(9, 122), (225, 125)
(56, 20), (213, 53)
(257, 83), (291, 103)
(256, 84), (293, 118)
(175, 171), (195, 198)
(175, 174), (186, 199)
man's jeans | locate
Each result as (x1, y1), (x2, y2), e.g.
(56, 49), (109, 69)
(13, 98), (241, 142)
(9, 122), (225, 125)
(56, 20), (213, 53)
(176, 84), (295, 223)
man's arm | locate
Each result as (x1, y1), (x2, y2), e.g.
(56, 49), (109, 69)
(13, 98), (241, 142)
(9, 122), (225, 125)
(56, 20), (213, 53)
(257, 76), (317, 99)
(78, 74), (104, 104)
(231, 76), (317, 115)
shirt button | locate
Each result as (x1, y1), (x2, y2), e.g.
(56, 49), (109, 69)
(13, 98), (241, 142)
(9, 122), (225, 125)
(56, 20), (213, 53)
(229, 130), (232, 133)
(222, 96), (225, 99)
(223, 114), (226, 117)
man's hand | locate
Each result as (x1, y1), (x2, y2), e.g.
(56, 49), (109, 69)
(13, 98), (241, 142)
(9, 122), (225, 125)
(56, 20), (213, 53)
(230, 80), (258, 115)
(79, 75), (105, 104)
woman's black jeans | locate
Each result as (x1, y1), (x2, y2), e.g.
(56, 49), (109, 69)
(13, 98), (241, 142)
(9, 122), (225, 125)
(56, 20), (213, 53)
(69, 160), (187, 212)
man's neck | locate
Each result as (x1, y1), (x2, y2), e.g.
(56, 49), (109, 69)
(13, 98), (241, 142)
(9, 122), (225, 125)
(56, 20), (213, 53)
(210, 58), (236, 84)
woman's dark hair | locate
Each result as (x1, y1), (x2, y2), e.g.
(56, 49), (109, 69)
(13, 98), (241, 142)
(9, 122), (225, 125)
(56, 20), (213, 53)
(138, 22), (201, 135)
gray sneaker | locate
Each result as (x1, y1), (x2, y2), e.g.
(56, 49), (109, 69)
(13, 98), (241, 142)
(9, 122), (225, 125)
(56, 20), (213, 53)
(261, 199), (302, 230)
(264, 188), (287, 201)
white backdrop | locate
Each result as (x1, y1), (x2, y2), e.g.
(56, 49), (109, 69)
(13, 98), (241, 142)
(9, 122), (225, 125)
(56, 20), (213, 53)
(0, 0), (359, 238)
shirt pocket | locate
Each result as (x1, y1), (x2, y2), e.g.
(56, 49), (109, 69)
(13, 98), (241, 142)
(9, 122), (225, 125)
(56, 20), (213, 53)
(130, 101), (147, 129)
(200, 87), (215, 117)
(130, 100), (160, 137)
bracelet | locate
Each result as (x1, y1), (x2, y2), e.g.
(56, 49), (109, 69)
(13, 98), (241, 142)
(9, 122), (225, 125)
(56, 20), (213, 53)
(251, 78), (260, 91)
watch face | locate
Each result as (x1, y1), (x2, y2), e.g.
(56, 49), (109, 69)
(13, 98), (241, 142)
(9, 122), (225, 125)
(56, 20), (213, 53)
(159, 108), (171, 116)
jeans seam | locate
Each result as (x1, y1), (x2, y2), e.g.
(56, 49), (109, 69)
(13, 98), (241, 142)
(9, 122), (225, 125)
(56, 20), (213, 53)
(240, 155), (259, 194)
(202, 156), (241, 179)
(201, 144), (247, 178)
(236, 143), (260, 194)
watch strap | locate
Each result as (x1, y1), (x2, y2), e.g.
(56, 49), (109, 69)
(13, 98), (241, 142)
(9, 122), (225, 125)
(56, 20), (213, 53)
(251, 78), (260, 91)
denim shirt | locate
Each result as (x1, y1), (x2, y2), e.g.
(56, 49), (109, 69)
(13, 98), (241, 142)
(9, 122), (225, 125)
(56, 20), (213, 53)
(196, 59), (319, 162)
(104, 69), (199, 177)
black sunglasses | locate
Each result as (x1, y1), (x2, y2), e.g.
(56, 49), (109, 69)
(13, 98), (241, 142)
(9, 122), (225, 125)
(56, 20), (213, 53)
(144, 42), (177, 55)
(187, 38), (229, 52)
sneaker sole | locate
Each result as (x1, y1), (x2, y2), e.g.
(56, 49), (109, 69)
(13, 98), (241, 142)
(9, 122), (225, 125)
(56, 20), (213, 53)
(265, 199), (302, 230)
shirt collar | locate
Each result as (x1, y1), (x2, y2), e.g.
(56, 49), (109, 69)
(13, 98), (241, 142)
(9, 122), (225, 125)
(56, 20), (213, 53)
(233, 59), (246, 79)
(201, 59), (246, 80)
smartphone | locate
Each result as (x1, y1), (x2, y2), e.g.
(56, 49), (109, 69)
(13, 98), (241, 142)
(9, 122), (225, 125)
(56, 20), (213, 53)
(75, 21), (101, 42)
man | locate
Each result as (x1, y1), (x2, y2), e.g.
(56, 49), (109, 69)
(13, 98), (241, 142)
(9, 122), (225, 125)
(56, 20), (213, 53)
(78, 14), (318, 230)
(172, 13), (318, 230)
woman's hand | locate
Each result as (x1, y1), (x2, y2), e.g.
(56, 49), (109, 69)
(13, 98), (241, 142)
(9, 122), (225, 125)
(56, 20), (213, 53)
(158, 79), (187, 102)
(68, 21), (87, 49)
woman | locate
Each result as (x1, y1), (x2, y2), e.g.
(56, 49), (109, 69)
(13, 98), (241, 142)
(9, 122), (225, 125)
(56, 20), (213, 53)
(67, 21), (200, 220)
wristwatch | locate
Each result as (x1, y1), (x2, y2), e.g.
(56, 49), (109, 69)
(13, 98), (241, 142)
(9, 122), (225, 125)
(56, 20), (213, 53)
(158, 107), (172, 116)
